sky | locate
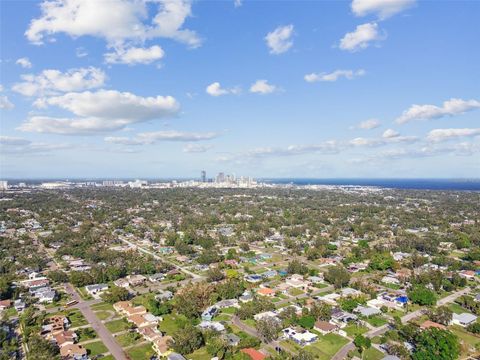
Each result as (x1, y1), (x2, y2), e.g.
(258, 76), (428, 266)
(0, 0), (479, 179)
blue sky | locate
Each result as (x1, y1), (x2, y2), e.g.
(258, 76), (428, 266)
(0, 0), (479, 179)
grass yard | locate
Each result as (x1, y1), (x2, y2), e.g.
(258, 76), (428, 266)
(449, 303), (467, 314)
(289, 288), (304, 296)
(126, 343), (155, 360)
(366, 315), (388, 327)
(105, 318), (130, 333)
(305, 333), (349, 360)
(99, 356), (115, 360)
(76, 287), (93, 300)
(61, 309), (88, 327)
(242, 319), (256, 328)
(84, 341), (108, 356)
(188, 347), (211, 360)
(91, 302), (115, 312)
(221, 307), (237, 314)
(116, 332), (143, 347)
(214, 314), (231, 321)
(157, 313), (188, 336)
(450, 325), (480, 356)
(95, 310), (114, 321)
(344, 323), (369, 337)
(351, 347), (385, 360)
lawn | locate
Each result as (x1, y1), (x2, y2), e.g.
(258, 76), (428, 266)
(449, 303), (467, 314)
(214, 314), (231, 321)
(305, 333), (349, 360)
(49, 309), (88, 327)
(221, 307), (237, 314)
(289, 288), (304, 296)
(91, 302), (115, 312)
(450, 325), (480, 356)
(242, 319), (256, 328)
(188, 347), (211, 360)
(99, 356), (115, 360)
(76, 287), (93, 300)
(77, 328), (98, 342)
(95, 310), (114, 321)
(351, 347), (385, 360)
(344, 323), (369, 337)
(84, 341), (108, 356)
(105, 318), (130, 333)
(366, 315), (388, 327)
(116, 332), (143, 347)
(126, 343), (155, 360)
(157, 313), (188, 336)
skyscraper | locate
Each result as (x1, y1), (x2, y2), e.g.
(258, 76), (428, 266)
(201, 170), (206, 182)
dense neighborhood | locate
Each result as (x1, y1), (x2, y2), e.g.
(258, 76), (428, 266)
(1, 185), (479, 360)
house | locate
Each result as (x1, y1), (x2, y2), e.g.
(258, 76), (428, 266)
(331, 309), (357, 327)
(53, 330), (78, 347)
(245, 274), (263, 283)
(354, 306), (381, 317)
(420, 320), (446, 330)
(254, 311), (279, 322)
(34, 288), (56, 303)
(201, 306), (219, 321)
(14, 299), (25, 312)
(137, 325), (162, 342)
(0, 300), (12, 311)
(382, 276), (400, 286)
(286, 274), (310, 289)
(240, 348), (267, 360)
(257, 288), (275, 297)
(113, 278), (130, 288)
(282, 327), (318, 346)
(340, 288), (362, 297)
(308, 275), (324, 284)
(128, 313), (159, 328)
(167, 353), (186, 360)
(215, 299), (239, 309)
(127, 274), (146, 286)
(451, 313), (478, 327)
(240, 291), (253, 303)
(459, 270), (476, 280)
(148, 273), (165, 282)
(314, 321), (338, 335)
(85, 284), (108, 297)
(156, 290), (173, 301)
(153, 335), (173, 356)
(60, 343), (88, 360)
(224, 333), (241, 346)
(261, 270), (277, 279)
(113, 301), (147, 317)
(198, 320), (225, 332)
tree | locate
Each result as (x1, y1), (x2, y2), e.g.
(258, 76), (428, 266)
(297, 315), (315, 329)
(170, 325), (204, 354)
(256, 317), (282, 342)
(101, 286), (129, 303)
(354, 334), (371, 357)
(292, 349), (315, 360)
(216, 279), (245, 300)
(287, 259), (309, 275)
(369, 253), (396, 271)
(27, 335), (60, 360)
(47, 270), (68, 284)
(174, 282), (214, 318)
(324, 265), (351, 289)
(427, 306), (453, 326)
(408, 285), (437, 306)
(206, 267), (225, 282)
(413, 328), (460, 360)
(310, 301), (332, 321)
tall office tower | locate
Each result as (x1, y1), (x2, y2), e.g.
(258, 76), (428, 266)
(201, 170), (206, 182)
(0, 181), (7, 190)
(216, 172), (225, 183)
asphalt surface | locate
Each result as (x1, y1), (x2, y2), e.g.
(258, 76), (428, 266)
(65, 283), (127, 360)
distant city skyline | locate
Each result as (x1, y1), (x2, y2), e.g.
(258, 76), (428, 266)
(1, 0), (479, 178)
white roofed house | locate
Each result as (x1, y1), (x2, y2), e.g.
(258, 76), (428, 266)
(451, 313), (477, 327)
(282, 327), (318, 346)
(85, 284), (108, 297)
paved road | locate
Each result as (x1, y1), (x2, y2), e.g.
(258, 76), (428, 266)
(65, 283), (127, 360)
(118, 236), (204, 280)
(332, 287), (471, 360)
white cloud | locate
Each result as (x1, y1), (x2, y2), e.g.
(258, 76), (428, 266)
(206, 82), (240, 96)
(76, 47), (88, 58)
(249, 80), (278, 94)
(19, 89), (179, 135)
(339, 22), (385, 52)
(105, 131), (218, 145)
(183, 143), (213, 153)
(234, 0), (242, 7)
(382, 128), (399, 138)
(427, 128), (480, 142)
(104, 45), (164, 65)
(305, 69), (366, 83)
(12, 67), (106, 97)
(265, 24), (294, 54)
(25, 0), (201, 48)
(247, 141), (342, 158)
(0, 136), (32, 146)
(350, 137), (384, 147)
(396, 98), (480, 124)
(16, 57), (33, 68)
(351, 0), (416, 19)
(0, 96), (14, 110)
(357, 118), (381, 129)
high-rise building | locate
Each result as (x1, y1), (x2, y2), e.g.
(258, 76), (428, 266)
(0, 181), (8, 190)
(216, 172), (225, 183)
(201, 170), (206, 182)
